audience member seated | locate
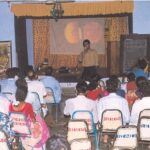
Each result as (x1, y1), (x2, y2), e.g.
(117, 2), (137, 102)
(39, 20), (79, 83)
(136, 76), (147, 90)
(97, 77), (130, 124)
(86, 81), (102, 101)
(133, 58), (148, 78)
(97, 78), (130, 143)
(86, 74), (108, 101)
(86, 81), (108, 101)
(9, 78), (50, 149)
(46, 134), (70, 150)
(9, 79), (36, 122)
(0, 85), (10, 114)
(40, 66), (62, 104)
(125, 72), (138, 109)
(64, 81), (98, 123)
(130, 80), (150, 125)
(0, 68), (17, 94)
(26, 68), (47, 116)
(109, 75), (126, 98)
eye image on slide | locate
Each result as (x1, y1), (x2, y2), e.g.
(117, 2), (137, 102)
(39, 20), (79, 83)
(50, 18), (105, 54)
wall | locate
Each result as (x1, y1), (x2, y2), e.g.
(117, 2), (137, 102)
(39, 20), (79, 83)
(0, 2), (17, 67)
(0, 1), (150, 67)
(133, 1), (150, 34)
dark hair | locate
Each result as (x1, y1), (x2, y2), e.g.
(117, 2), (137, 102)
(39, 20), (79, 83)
(127, 72), (136, 81)
(46, 134), (70, 150)
(91, 74), (101, 82)
(76, 81), (88, 94)
(13, 67), (20, 77)
(83, 39), (90, 46)
(15, 86), (28, 102)
(27, 69), (36, 80)
(106, 78), (118, 93)
(138, 59), (147, 69)
(136, 76), (147, 89)
(45, 66), (53, 76)
(109, 75), (121, 87)
(16, 78), (27, 89)
(25, 65), (34, 76)
(6, 68), (16, 78)
(88, 81), (98, 91)
(138, 80), (150, 97)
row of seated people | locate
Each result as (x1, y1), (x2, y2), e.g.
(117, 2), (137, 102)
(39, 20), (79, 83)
(63, 74), (150, 145)
(0, 66), (63, 149)
(0, 66), (62, 114)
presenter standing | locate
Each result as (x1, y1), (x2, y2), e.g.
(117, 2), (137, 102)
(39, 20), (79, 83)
(78, 39), (98, 80)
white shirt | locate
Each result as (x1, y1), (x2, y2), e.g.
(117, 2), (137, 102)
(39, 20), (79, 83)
(130, 97), (150, 125)
(40, 76), (62, 103)
(64, 95), (98, 123)
(0, 78), (17, 94)
(25, 92), (42, 116)
(97, 93), (130, 124)
(27, 80), (47, 104)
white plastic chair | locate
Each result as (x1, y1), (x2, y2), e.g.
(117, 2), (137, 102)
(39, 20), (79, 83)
(72, 110), (99, 150)
(100, 109), (123, 133)
(67, 119), (89, 143)
(138, 116), (150, 148)
(100, 109), (123, 147)
(9, 112), (31, 136)
(70, 138), (92, 150)
(2, 92), (14, 102)
(112, 125), (138, 150)
(139, 109), (150, 118)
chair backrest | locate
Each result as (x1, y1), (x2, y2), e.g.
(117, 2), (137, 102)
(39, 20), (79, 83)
(139, 109), (150, 118)
(45, 87), (55, 103)
(2, 92), (14, 102)
(67, 119), (89, 143)
(72, 110), (95, 132)
(9, 112), (31, 136)
(113, 125), (138, 149)
(72, 110), (99, 150)
(70, 138), (92, 150)
(0, 129), (10, 150)
(138, 116), (150, 141)
(26, 92), (42, 116)
(101, 109), (123, 132)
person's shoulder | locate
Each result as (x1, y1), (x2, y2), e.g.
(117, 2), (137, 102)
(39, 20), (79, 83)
(25, 102), (33, 108)
(66, 97), (76, 103)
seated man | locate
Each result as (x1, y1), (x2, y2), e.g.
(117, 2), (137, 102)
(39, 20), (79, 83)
(97, 77), (130, 143)
(130, 80), (150, 125)
(40, 66), (62, 104)
(97, 78), (130, 125)
(64, 81), (98, 123)
(26, 68), (47, 117)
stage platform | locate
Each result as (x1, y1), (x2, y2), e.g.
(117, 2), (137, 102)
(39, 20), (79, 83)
(53, 67), (108, 82)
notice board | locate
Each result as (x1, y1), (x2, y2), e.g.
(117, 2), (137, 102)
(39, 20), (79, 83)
(120, 34), (150, 74)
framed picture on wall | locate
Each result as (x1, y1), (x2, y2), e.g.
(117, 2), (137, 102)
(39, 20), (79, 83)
(0, 41), (12, 77)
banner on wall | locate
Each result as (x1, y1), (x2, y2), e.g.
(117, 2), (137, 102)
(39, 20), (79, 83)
(50, 18), (105, 54)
